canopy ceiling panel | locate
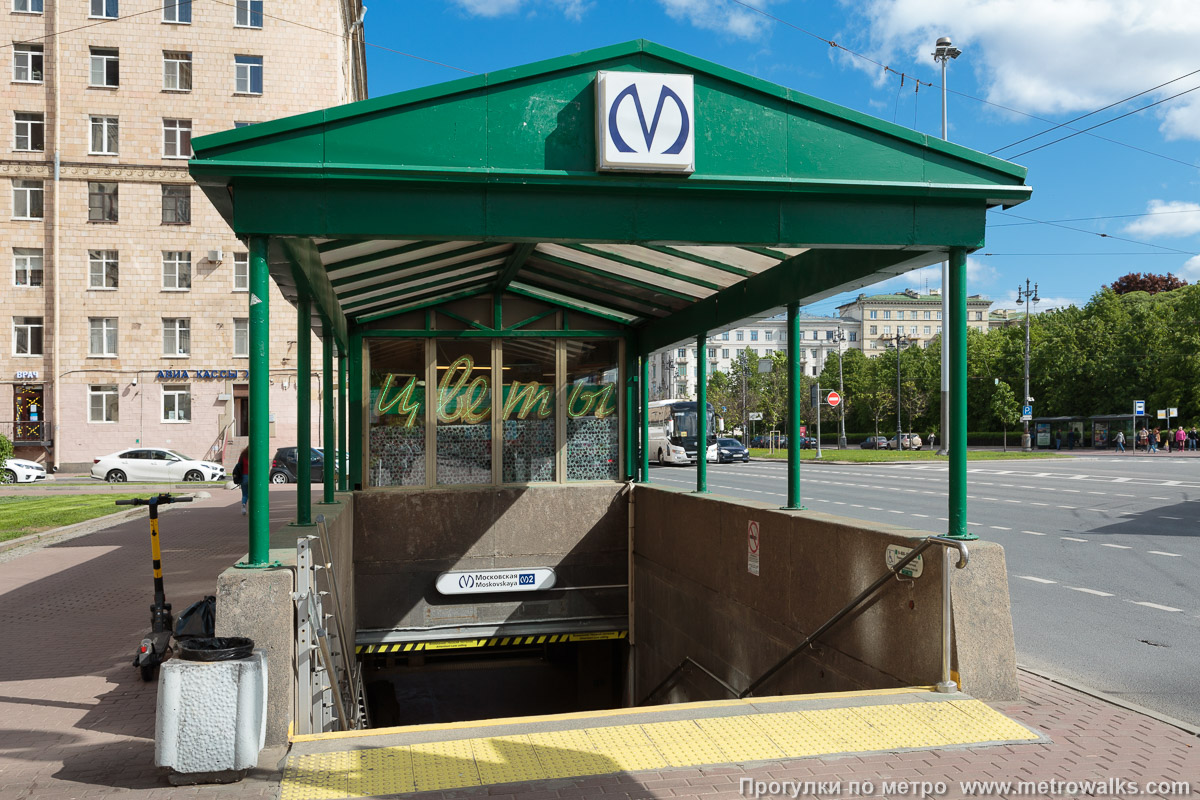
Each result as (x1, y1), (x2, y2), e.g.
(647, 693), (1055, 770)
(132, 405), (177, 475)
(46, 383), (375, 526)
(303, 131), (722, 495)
(191, 39), (1029, 349)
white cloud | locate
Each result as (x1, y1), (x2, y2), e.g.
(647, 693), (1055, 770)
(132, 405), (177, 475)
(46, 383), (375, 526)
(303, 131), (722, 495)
(656, 0), (778, 39)
(844, 0), (1200, 142)
(1124, 200), (1200, 238)
(448, 0), (592, 20)
(1179, 255), (1200, 281)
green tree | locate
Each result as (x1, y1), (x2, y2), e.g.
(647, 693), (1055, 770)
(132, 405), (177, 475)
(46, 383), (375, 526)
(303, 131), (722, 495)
(0, 433), (13, 469)
(989, 381), (1021, 451)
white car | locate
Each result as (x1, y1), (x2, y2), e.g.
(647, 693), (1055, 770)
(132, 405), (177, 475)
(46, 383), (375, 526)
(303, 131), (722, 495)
(3, 458), (48, 484)
(91, 448), (226, 483)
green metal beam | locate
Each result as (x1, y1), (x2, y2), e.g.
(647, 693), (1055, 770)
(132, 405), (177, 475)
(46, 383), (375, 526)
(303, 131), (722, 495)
(337, 350), (347, 492)
(947, 246), (975, 541)
(295, 295), (313, 526)
(278, 238), (349, 353)
(323, 240), (446, 272)
(696, 332), (708, 494)
(341, 264), (500, 311)
(354, 287), (491, 325)
(336, 253), (505, 303)
(507, 285), (638, 325)
(639, 245), (755, 277)
(505, 308), (556, 331)
(625, 345), (636, 481)
(532, 252), (699, 303)
(243, 235), (271, 567)
(566, 244), (721, 292)
(349, 327), (364, 490)
(519, 269), (675, 314)
(330, 242), (499, 289)
(493, 242), (537, 292)
(637, 249), (942, 355)
(786, 301), (803, 510)
(640, 355), (650, 483)
(321, 326), (337, 505)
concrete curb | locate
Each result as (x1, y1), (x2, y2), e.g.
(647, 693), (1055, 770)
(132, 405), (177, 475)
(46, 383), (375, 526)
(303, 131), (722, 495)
(0, 491), (212, 561)
(1017, 664), (1200, 738)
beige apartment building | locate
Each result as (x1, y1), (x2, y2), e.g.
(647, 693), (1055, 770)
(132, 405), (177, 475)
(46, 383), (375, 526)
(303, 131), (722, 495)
(3, 0), (366, 471)
(836, 289), (992, 356)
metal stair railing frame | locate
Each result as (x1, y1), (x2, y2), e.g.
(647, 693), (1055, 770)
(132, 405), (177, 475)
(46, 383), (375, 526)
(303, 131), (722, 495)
(641, 535), (969, 705)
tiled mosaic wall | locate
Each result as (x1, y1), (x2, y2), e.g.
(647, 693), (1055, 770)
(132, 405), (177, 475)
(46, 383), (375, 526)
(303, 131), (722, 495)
(567, 415), (619, 481)
(502, 418), (556, 482)
(368, 424), (426, 487)
(437, 423), (492, 485)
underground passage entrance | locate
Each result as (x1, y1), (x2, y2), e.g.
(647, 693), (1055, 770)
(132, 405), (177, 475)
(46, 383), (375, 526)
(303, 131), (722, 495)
(362, 636), (628, 726)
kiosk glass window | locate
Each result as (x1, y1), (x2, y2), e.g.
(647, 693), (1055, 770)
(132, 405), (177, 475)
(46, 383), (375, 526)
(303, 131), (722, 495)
(435, 341), (492, 485)
(369, 339), (426, 487)
(565, 340), (619, 481)
(501, 340), (555, 483)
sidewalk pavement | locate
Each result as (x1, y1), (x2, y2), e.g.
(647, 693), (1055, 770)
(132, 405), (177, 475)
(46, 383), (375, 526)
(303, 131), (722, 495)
(2, 488), (1198, 799)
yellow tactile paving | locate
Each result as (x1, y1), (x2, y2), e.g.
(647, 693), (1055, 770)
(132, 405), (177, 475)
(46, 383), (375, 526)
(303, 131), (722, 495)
(641, 719), (731, 766)
(282, 697), (1040, 800)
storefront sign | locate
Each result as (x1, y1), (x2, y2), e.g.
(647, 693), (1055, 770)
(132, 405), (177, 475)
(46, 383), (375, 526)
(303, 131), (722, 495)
(596, 71), (695, 173)
(14, 371), (38, 380)
(436, 568), (556, 595)
(155, 369), (247, 380)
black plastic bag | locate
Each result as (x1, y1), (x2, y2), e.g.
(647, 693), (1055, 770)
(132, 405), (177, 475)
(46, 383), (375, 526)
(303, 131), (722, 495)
(174, 595), (216, 639)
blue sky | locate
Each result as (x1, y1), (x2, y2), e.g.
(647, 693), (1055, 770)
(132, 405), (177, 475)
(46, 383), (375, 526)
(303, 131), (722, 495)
(361, 0), (1200, 315)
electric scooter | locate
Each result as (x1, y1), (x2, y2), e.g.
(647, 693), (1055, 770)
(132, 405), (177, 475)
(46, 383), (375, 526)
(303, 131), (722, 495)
(117, 493), (194, 681)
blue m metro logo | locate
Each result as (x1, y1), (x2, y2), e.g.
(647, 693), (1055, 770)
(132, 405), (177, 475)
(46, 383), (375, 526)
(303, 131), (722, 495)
(608, 84), (691, 155)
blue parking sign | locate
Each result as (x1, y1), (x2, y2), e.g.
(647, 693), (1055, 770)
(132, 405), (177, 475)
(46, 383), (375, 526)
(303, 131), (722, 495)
(1022, 405), (1033, 417)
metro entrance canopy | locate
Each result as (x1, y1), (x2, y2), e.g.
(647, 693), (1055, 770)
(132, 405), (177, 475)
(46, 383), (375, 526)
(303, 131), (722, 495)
(189, 40), (1030, 565)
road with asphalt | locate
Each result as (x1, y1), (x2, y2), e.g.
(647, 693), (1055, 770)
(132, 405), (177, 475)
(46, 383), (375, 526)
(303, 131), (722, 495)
(648, 453), (1200, 727)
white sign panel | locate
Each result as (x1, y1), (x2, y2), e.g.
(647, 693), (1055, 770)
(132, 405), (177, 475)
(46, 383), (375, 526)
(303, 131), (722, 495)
(1135, 400), (1145, 415)
(748, 412), (763, 421)
(596, 71), (695, 173)
(1169, 407), (1178, 417)
(885, 545), (924, 578)
(436, 568), (556, 595)
(747, 520), (760, 576)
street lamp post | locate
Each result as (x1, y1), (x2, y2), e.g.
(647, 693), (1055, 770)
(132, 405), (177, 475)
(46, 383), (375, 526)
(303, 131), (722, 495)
(836, 329), (848, 449)
(1017, 279), (1039, 451)
(889, 332), (909, 449)
(933, 36), (961, 457)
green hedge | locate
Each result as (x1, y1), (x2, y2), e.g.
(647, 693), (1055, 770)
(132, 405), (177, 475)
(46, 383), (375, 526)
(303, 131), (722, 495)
(818, 431), (1059, 447)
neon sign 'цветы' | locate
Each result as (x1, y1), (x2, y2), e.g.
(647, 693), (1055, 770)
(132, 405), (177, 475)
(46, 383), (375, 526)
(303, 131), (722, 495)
(375, 354), (616, 426)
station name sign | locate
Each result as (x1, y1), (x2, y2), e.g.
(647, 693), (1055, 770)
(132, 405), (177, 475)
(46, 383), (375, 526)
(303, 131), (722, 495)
(436, 567), (557, 595)
(156, 369), (248, 380)
(596, 70), (694, 173)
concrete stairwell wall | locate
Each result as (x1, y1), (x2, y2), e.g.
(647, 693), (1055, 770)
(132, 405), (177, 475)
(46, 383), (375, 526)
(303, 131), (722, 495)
(633, 485), (1018, 704)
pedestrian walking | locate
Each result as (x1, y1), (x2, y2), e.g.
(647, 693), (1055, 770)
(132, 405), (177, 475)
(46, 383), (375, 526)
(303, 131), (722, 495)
(1138, 426), (1149, 452)
(1189, 425), (1198, 452)
(1175, 426), (1187, 454)
(1115, 430), (1125, 453)
(1150, 428), (1159, 453)
(1055, 430), (1062, 450)
(232, 446), (250, 515)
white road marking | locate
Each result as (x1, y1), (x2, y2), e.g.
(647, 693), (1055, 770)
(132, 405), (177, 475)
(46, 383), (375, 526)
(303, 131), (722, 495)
(991, 525), (1012, 530)
(912, 513), (929, 518)
(1031, 502), (1048, 506)
(1021, 530), (1046, 536)
(1132, 601), (1182, 612)
(1158, 516), (1182, 520)
(967, 521), (981, 526)
(1148, 551), (1182, 558)
(1058, 505), (1078, 510)
(888, 510), (904, 514)
(1061, 536), (1088, 542)
(1100, 543), (1132, 549)
(1018, 576), (1057, 584)
(1069, 587), (1115, 597)
(1151, 496), (1170, 500)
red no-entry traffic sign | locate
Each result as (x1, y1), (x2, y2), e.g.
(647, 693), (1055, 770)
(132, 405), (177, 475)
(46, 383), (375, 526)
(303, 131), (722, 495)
(826, 391), (842, 408)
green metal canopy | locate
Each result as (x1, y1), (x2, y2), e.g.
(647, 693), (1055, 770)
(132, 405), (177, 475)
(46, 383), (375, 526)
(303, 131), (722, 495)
(190, 39), (1029, 353)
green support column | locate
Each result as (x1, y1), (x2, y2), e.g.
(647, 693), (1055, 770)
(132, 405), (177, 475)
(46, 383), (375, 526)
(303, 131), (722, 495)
(349, 329), (363, 490)
(320, 326), (337, 505)
(786, 301), (804, 510)
(241, 236), (273, 567)
(338, 351), (347, 492)
(696, 333), (708, 493)
(294, 296), (313, 526)
(947, 247), (976, 540)
(625, 348), (636, 481)
(639, 354), (650, 483)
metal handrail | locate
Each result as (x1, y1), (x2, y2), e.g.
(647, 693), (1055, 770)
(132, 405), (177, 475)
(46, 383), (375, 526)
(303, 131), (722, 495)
(639, 534), (969, 705)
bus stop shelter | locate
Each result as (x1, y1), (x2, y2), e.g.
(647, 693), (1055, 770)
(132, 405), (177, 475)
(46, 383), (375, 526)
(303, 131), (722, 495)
(189, 39), (1030, 565)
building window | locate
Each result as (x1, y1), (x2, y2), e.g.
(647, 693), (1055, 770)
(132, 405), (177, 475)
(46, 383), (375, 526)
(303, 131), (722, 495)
(163, 0), (191, 23)
(89, 317), (118, 356)
(749, 330), (758, 341)
(735, 330), (743, 341)
(13, 45), (43, 82)
(707, 347), (716, 358)
(89, 116), (118, 154)
(721, 332), (729, 340)
(13, 316), (42, 355)
(88, 182), (118, 222)
(676, 348), (685, 358)
(974, 311), (984, 321)
(162, 384), (191, 421)
(869, 310), (877, 319)
(721, 348), (729, 358)
(883, 310), (891, 319)
(869, 325), (877, 335)
(811, 330), (819, 340)
(233, 252), (248, 290)
(897, 325), (906, 335)
(937, 311), (943, 320)
(163, 318), (190, 356)
(235, 0), (263, 27)
(825, 330), (834, 340)
(234, 55), (263, 94)
(924, 325), (931, 335)
(13, 248), (43, 287)
(89, 384), (119, 422)
(937, 325), (943, 333)
(13, 0), (42, 11)
(869, 341), (877, 349)
(90, 0), (117, 18)
(162, 251), (191, 290)
(163, 118), (192, 158)
(89, 47), (119, 87)
(12, 180), (43, 219)
(163, 51), (192, 90)
(780, 331), (786, 342)
(849, 331), (857, 342)
(924, 310), (931, 319)
(883, 326), (891, 335)
(234, 318), (249, 357)
(161, 184), (190, 224)
(89, 250), (118, 288)
(764, 330), (772, 341)
(14, 112), (44, 151)
(810, 349), (818, 359)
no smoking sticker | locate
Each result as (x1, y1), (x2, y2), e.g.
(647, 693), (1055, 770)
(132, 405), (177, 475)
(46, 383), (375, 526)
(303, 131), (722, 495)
(747, 520), (760, 576)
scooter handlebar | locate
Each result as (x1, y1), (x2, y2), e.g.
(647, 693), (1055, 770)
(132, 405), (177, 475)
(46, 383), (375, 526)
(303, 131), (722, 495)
(115, 493), (196, 506)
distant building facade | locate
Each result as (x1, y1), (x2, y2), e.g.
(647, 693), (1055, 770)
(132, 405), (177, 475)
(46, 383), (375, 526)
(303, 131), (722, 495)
(836, 289), (992, 356)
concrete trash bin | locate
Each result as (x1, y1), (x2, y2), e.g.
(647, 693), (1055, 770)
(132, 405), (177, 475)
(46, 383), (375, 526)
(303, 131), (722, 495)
(155, 645), (267, 784)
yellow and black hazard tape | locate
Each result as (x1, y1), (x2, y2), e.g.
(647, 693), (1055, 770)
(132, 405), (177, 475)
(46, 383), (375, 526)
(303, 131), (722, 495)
(356, 630), (627, 655)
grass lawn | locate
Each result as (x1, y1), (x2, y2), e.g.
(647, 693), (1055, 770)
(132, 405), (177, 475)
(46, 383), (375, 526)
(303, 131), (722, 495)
(0, 494), (147, 543)
(748, 448), (1068, 462)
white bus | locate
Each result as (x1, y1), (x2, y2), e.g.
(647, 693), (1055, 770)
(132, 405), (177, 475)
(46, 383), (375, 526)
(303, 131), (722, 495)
(647, 400), (718, 465)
